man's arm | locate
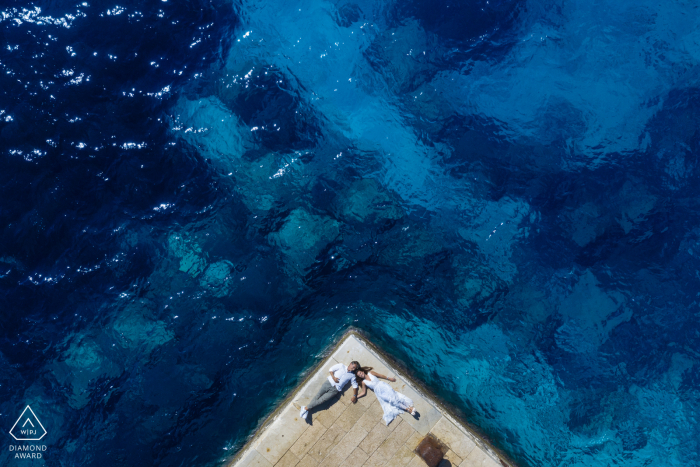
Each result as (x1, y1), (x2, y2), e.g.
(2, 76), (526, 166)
(350, 375), (358, 403)
(356, 381), (367, 399)
(328, 363), (342, 383)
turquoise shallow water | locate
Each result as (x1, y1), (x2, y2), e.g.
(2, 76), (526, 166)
(1, 0), (699, 465)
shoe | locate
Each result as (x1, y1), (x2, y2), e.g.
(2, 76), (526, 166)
(410, 408), (418, 417)
(300, 407), (308, 420)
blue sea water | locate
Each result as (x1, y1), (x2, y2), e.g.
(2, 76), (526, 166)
(1, 0), (699, 465)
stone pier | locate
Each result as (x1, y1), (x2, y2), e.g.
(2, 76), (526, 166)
(230, 330), (515, 467)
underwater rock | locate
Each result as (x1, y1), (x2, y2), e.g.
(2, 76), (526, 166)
(234, 153), (278, 212)
(183, 366), (214, 392)
(199, 260), (235, 298)
(564, 387), (646, 453)
(645, 88), (700, 190)
(403, 82), (455, 134)
(536, 96), (587, 144)
(65, 339), (102, 370)
(392, 0), (521, 44)
(334, 178), (404, 224)
(613, 180), (656, 234)
(365, 19), (436, 94)
(455, 274), (495, 307)
(167, 233), (207, 278)
(216, 64), (321, 152)
(554, 320), (599, 354)
(675, 228), (700, 269)
(460, 323), (511, 362)
(173, 96), (251, 172)
(51, 338), (120, 410)
(560, 178), (655, 248)
(503, 282), (554, 324)
(233, 152), (304, 213)
(107, 229), (140, 279)
(112, 299), (174, 353)
(377, 226), (443, 269)
(566, 202), (605, 247)
(268, 208), (340, 272)
(458, 197), (530, 282)
(556, 270), (630, 353)
(452, 255), (507, 310)
(333, 2), (363, 28)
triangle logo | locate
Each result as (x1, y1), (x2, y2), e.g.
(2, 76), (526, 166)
(9, 406), (47, 441)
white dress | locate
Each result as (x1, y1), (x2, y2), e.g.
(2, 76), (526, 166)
(363, 373), (414, 425)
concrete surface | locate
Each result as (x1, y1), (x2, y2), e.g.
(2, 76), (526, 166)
(230, 333), (510, 467)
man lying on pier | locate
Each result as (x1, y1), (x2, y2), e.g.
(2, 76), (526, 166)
(299, 361), (360, 420)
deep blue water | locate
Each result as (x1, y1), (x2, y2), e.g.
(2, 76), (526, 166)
(1, 0), (699, 465)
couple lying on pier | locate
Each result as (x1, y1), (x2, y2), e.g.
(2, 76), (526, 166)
(299, 361), (418, 425)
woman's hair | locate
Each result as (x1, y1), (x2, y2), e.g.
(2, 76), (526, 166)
(355, 366), (374, 381)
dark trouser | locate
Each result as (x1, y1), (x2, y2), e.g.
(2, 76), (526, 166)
(307, 380), (340, 411)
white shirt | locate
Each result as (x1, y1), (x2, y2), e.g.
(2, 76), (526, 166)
(327, 363), (358, 391)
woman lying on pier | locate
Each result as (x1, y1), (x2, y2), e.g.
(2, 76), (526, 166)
(355, 367), (418, 425)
